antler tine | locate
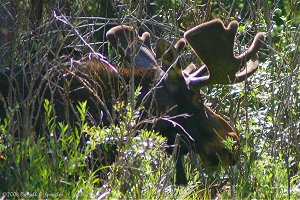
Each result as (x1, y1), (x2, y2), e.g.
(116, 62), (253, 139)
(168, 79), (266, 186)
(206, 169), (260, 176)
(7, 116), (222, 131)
(174, 38), (186, 52)
(234, 32), (266, 81)
(184, 19), (265, 90)
(139, 31), (151, 49)
(106, 25), (157, 68)
(182, 63), (209, 88)
(236, 32), (266, 61)
(106, 25), (134, 57)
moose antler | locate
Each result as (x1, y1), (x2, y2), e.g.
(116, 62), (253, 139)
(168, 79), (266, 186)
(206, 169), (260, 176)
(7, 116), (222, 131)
(106, 25), (158, 68)
(183, 19), (265, 89)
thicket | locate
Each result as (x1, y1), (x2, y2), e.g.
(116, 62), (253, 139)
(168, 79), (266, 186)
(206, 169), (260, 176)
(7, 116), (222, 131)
(0, 0), (299, 199)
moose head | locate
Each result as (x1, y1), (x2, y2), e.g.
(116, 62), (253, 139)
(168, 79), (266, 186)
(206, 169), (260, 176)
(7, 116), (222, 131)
(106, 19), (265, 185)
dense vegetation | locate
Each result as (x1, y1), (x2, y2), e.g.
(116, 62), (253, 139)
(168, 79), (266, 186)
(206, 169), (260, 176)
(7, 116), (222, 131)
(0, 0), (299, 199)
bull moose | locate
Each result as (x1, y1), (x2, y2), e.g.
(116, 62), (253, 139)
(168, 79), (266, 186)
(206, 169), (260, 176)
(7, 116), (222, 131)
(0, 19), (265, 185)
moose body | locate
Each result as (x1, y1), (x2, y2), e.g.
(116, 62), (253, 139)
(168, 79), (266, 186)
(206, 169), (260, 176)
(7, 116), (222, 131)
(0, 58), (236, 185)
(0, 19), (264, 185)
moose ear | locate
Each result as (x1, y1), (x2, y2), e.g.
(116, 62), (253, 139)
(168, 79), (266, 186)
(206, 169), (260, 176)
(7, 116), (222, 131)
(156, 38), (186, 71)
(156, 38), (177, 70)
